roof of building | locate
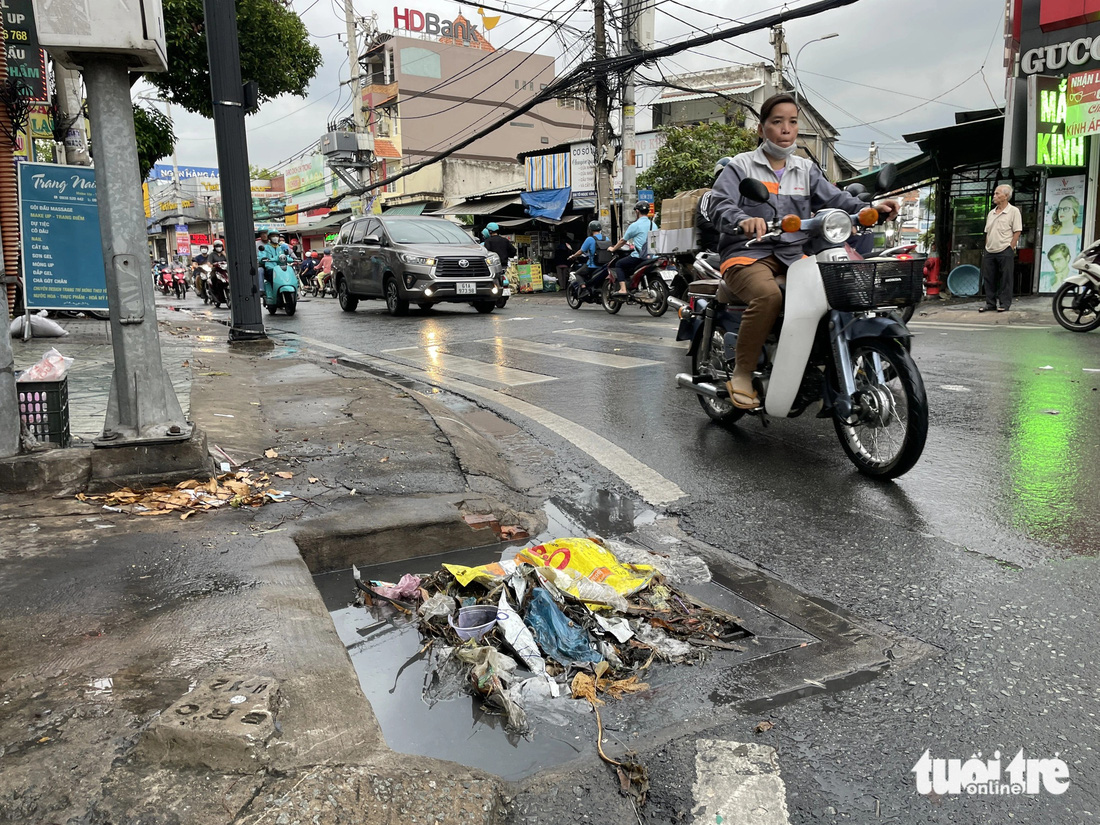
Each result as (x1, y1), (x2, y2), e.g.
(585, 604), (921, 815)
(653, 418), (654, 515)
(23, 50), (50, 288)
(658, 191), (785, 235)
(374, 138), (401, 160)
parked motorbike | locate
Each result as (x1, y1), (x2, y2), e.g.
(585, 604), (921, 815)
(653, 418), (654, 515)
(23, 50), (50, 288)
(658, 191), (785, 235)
(671, 168), (928, 480)
(1053, 237), (1100, 332)
(171, 265), (188, 299)
(264, 258), (299, 316)
(601, 253), (672, 317)
(565, 260), (608, 309)
(209, 261), (231, 309)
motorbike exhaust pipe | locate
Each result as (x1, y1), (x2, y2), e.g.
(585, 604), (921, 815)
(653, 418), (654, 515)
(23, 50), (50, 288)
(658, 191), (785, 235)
(668, 297), (688, 311)
(676, 373), (726, 400)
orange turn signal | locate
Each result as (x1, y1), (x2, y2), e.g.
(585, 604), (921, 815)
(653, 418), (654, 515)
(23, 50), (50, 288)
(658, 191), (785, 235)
(858, 207), (879, 227)
(780, 214), (802, 233)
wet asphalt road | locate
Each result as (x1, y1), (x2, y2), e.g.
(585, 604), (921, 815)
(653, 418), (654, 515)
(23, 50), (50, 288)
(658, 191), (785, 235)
(219, 291), (1099, 822)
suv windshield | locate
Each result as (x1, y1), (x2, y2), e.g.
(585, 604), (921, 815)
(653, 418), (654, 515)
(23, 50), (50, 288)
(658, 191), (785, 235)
(383, 219), (475, 245)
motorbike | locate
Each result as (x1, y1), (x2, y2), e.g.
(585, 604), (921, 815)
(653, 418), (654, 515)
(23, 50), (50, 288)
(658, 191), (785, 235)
(671, 168), (928, 480)
(1052, 237), (1100, 332)
(565, 260), (609, 309)
(264, 262), (299, 316)
(209, 261), (231, 309)
(171, 265), (188, 299)
(600, 252), (673, 317)
(156, 264), (172, 295)
(194, 264), (211, 304)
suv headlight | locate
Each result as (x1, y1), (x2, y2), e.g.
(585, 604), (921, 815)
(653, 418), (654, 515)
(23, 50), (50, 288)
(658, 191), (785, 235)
(821, 210), (853, 245)
(399, 253), (436, 267)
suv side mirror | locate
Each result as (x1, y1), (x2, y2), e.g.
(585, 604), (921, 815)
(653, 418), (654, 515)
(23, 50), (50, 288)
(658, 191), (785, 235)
(363, 234), (382, 246)
(739, 178), (770, 203)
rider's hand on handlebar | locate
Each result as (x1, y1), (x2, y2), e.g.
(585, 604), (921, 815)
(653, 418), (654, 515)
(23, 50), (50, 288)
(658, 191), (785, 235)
(739, 217), (768, 240)
(874, 200), (900, 222)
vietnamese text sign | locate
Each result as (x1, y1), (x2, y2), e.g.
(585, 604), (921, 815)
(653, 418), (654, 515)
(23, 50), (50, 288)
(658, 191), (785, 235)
(1027, 75), (1086, 167)
(3, 0), (48, 101)
(1066, 69), (1100, 137)
(18, 162), (107, 310)
(175, 224), (190, 255)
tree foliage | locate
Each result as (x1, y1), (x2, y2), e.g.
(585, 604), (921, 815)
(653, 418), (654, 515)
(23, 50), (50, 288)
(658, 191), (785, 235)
(133, 104), (176, 182)
(249, 164), (279, 179)
(638, 122), (757, 205)
(148, 0), (322, 118)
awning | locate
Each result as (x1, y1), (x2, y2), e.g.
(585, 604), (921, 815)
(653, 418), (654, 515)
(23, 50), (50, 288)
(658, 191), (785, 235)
(837, 154), (938, 196)
(296, 210), (352, 234)
(496, 214), (585, 227)
(427, 193), (522, 216)
(659, 80), (764, 105)
(383, 203), (427, 216)
(521, 187), (570, 220)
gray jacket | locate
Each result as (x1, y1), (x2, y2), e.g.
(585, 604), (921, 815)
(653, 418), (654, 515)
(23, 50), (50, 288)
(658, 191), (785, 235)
(709, 147), (865, 267)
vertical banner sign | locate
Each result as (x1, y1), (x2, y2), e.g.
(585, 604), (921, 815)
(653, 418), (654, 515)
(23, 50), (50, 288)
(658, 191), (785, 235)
(18, 162), (108, 310)
(175, 224), (190, 255)
(2, 0), (49, 101)
(1039, 175), (1087, 292)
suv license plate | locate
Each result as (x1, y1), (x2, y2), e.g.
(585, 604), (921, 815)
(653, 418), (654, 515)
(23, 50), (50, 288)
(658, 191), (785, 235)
(456, 282), (476, 295)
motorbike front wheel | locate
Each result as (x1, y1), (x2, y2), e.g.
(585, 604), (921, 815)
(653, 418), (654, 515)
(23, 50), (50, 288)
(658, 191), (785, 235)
(833, 338), (927, 480)
(284, 292), (297, 317)
(600, 281), (623, 315)
(691, 333), (745, 425)
(566, 282), (583, 310)
(645, 279), (669, 317)
(1052, 280), (1100, 332)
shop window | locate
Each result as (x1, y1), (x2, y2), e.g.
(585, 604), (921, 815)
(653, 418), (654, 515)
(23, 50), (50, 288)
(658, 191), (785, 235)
(400, 48), (441, 79)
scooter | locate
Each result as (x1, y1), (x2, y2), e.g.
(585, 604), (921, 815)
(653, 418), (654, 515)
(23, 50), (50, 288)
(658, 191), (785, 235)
(565, 260), (608, 309)
(1052, 237), (1100, 332)
(209, 261), (231, 309)
(156, 264), (172, 294)
(194, 264), (211, 304)
(601, 252), (672, 317)
(264, 259), (299, 316)
(171, 265), (188, 299)
(671, 167), (928, 480)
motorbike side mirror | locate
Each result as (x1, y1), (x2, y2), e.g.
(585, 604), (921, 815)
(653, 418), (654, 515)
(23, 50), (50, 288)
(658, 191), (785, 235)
(739, 178), (771, 203)
(845, 183), (867, 198)
(859, 192), (873, 203)
(874, 163), (898, 195)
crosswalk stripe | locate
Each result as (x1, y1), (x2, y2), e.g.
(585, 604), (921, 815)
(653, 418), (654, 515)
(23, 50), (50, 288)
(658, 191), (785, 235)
(483, 337), (659, 368)
(381, 345), (556, 387)
(556, 327), (686, 348)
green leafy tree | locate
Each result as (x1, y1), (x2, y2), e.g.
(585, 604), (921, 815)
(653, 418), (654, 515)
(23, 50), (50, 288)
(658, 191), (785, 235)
(148, 0), (322, 119)
(249, 164), (279, 179)
(133, 104), (176, 181)
(638, 122), (757, 206)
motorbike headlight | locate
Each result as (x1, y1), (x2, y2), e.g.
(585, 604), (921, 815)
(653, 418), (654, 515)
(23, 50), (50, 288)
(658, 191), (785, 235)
(399, 253), (435, 267)
(821, 210), (853, 245)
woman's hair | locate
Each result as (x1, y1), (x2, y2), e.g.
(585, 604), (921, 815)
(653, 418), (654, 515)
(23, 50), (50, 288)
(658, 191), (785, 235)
(1052, 195), (1081, 232)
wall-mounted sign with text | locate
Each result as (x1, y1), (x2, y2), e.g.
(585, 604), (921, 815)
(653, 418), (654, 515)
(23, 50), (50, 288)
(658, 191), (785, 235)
(1027, 74), (1087, 166)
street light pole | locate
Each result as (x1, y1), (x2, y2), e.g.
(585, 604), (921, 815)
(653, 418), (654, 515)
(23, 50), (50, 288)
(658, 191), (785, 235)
(791, 32), (838, 110)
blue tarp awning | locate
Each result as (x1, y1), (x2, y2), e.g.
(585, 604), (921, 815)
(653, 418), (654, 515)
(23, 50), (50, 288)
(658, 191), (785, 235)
(521, 187), (571, 221)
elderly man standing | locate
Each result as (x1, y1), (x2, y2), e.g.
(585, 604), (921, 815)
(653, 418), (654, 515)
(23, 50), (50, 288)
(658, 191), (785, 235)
(980, 184), (1022, 313)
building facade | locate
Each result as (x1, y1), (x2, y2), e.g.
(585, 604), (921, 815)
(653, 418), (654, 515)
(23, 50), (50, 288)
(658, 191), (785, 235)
(362, 28), (592, 212)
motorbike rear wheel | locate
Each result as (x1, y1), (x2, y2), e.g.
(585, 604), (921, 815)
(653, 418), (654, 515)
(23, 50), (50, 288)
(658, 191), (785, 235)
(692, 333), (745, 425)
(1052, 281), (1100, 332)
(645, 279), (669, 317)
(833, 338), (927, 480)
(600, 281), (623, 314)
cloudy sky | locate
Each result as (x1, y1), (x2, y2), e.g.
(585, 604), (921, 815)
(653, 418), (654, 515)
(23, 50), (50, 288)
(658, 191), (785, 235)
(142, 0), (1008, 175)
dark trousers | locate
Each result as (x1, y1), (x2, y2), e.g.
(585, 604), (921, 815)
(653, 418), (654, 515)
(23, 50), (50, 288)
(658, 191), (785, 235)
(981, 248), (1014, 309)
(613, 256), (646, 288)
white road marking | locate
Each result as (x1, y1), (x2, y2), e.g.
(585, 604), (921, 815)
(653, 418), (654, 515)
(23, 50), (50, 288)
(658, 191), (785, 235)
(286, 333), (685, 506)
(692, 739), (791, 825)
(381, 345), (556, 387)
(909, 320), (1051, 331)
(556, 327), (686, 349)
(482, 337), (658, 368)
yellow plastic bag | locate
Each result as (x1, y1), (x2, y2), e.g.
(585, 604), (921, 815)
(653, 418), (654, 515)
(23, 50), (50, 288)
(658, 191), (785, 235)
(515, 538), (655, 607)
(443, 559), (518, 588)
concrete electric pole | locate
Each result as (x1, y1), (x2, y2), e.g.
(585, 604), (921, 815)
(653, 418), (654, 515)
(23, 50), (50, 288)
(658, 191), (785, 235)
(770, 24), (787, 96)
(593, 0), (614, 236)
(344, 0), (371, 193)
(620, 0), (637, 231)
(203, 0), (267, 340)
(53, 64), (90, 165)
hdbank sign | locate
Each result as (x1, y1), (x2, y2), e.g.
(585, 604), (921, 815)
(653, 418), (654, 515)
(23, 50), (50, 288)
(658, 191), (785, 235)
(393, 7), (482, 45)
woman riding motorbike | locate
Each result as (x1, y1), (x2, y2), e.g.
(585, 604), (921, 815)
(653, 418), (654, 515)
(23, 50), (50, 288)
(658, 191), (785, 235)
(708, 92), (897, 410)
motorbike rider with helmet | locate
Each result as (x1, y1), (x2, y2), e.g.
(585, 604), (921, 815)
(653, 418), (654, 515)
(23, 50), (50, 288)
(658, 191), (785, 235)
(708, 92), (898, 410)
(567, 220), (610, 297)
(608, 202), (656, 296)
(316, 248), (334, 294)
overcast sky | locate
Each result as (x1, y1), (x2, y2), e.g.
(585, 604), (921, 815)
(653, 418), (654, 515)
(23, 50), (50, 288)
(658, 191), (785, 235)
(141, 0), (1007, 175)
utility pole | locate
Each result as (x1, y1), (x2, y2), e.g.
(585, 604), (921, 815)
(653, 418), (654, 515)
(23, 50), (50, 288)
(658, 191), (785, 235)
(344, 0), (370, 192)
(769, 24), (787, 96)
(593, 0), (613, 236)
(53, 64), (90, 165)
(82, 56), (191, 444)
(620, 0), (638, 231)
(203, 0), (266, 340)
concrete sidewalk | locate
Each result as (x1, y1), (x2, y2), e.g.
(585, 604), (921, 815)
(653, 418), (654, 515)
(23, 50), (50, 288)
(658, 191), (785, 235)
(0, 306), (551, 824)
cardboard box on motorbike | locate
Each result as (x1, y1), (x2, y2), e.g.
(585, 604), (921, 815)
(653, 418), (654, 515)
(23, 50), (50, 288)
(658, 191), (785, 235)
(657, 188), (707, 254)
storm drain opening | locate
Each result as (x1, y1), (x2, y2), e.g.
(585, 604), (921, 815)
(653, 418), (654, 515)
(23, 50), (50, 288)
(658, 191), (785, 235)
(308, 499), (837, 782)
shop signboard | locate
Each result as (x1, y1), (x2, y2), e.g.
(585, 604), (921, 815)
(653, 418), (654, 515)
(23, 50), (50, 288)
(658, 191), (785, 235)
(569, 132), (666, 198)
(1066, 68), (1100, 136)
(2, 0), (48, 101)
(1039, 173), (1087, 292)
(1027, 74), (1086, 166)
(1014, 0), (1100, 76)
(176, 224), (190, 255)
(18, 162), (108, 311)
(149, 164), (219, 181)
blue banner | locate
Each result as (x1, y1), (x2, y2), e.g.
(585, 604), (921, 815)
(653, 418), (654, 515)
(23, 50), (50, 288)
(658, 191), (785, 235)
(19, 162), (108, 311)
(521, 187), (571, 220)
(149, 164), (220, 181)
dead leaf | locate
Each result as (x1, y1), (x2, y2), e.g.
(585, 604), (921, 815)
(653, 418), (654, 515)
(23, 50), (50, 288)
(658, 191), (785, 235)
(199, 371), (230, 376)
(570, 672), (603, 706)
(264, 449), (279, 459)
(274, 471), (293, 479)
(180, 510), (195, 520)
(754, 720), (775, 734)
(308, 477), (319, 484)
(379, 456), (389, 463)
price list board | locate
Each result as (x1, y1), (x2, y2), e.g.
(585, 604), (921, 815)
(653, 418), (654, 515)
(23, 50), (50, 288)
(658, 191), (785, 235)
(19, 162), (108, 311)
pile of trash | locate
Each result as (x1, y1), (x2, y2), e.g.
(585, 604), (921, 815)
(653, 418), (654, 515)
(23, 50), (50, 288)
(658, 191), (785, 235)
(353, 537), (746, 737)
(77, 472), (293, 519)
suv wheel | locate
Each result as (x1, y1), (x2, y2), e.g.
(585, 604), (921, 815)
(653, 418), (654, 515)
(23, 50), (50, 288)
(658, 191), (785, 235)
(385, 277), (409, 316)
(474, 301), (495, 314)
(337, 277), (358, 312)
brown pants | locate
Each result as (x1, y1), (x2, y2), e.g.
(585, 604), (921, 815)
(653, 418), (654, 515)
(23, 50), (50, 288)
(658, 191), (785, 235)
(719, 256), (784, 376)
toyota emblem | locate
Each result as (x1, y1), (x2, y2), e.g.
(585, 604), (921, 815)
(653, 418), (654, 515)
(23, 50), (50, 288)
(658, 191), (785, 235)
(459, 259), (469, 268)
